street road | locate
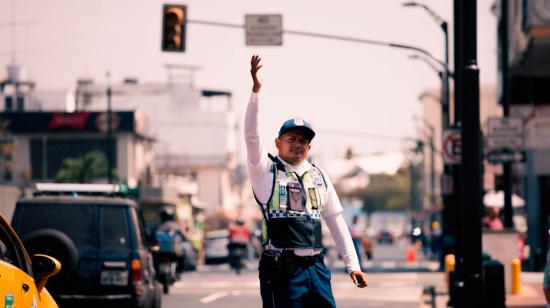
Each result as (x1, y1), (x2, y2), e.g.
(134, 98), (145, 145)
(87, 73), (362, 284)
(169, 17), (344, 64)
(163, 268), (440, 307)
(162, 240), (441, 307)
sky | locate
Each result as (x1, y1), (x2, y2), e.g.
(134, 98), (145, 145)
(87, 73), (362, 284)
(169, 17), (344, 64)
(0, 0), (498, 168)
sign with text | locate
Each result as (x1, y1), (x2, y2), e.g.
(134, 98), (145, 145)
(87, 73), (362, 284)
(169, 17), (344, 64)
(487, 135), (523, 149)
(442, 129), (461, 165)
(486, 150), (526, 164)
(487, 116), (523, 150)
(488, 117), (523, 137)
(245, 14), (283, 46)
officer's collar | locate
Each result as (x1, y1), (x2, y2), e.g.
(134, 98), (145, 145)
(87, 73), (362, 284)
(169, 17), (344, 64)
(277, 156), (313, 175)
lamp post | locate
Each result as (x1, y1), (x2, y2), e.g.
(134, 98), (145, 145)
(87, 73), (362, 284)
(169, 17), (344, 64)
(403, 1), (450, 131)
(405, 2), (455, 267)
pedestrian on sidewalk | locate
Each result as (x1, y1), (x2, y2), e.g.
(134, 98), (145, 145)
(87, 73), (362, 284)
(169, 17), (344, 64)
(245, 54), (368, 308)
(349, 215), (365, 271)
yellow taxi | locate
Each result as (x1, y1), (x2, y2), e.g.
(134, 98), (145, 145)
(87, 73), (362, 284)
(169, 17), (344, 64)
(0, 212), (60, 307)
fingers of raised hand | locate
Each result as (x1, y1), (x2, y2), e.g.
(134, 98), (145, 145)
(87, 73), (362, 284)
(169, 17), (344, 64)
(251, 55), (262, 69)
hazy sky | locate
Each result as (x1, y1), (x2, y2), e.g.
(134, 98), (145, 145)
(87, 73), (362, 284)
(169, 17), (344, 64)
(0, 0), (497, 163)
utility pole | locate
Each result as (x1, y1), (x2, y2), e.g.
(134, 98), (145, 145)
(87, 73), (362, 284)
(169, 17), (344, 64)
(106, 72), (113, 184)
(457, 0), (483, 307)
(499, 0), (514, 228)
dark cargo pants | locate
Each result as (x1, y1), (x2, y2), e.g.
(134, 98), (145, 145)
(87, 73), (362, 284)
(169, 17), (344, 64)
(259, 251), (336, 308)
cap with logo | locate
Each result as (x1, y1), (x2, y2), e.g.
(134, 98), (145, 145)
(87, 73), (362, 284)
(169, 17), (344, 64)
(278, 117), (315, 140)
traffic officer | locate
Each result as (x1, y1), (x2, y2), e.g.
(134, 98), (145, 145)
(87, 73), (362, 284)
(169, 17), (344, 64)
(245, 54), (368, 308)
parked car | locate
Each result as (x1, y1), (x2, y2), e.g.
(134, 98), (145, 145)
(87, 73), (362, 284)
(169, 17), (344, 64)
(11, 183), (162, 308)
(376, 230), (394, 244)
(204, 230), (230, 264)
(0, 211), (60, 307)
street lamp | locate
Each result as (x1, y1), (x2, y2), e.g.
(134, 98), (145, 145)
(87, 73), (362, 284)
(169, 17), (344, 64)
(405, 3), (454, 268)
(403, 2), (450, 129)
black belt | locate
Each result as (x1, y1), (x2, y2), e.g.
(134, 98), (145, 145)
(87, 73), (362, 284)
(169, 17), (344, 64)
(281, 250), (323, 266)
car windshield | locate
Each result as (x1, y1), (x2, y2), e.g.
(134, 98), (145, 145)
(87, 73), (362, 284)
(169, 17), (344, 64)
(0, 227), (18, 267)
(16, 204), (96, 250)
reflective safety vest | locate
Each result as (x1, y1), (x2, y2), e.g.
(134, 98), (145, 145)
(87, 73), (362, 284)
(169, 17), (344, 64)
(256, 155), (328, 249)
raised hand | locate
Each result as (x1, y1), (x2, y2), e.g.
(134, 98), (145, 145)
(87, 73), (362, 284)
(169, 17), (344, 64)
(250, 55), (263, 93)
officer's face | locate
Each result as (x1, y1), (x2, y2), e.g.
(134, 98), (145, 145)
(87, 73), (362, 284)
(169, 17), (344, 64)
(275, 131), (311, 165)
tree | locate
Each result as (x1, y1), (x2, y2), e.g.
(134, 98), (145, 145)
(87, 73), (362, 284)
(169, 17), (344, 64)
(341, 164), (416, 214)
(55, 151), (110, 183)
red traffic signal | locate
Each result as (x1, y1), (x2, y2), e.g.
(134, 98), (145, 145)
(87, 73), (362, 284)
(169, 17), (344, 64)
(162, 4), (187, 52)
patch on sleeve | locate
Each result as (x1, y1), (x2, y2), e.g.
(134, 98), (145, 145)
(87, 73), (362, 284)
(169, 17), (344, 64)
(4, 292), (14, 308)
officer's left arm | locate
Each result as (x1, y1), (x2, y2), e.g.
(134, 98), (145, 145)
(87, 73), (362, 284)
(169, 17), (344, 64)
(321, 169), (368, 287)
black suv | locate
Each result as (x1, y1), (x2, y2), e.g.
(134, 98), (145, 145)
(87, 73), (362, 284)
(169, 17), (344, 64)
(11, 184), (162, 308)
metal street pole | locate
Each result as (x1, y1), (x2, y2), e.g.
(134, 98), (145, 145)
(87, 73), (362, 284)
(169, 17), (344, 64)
(451, 0), (465, 306)
(499, 0), (514, 228)
(459, 0), (483, 306)
(106, 72), (113, 184)
(403, 3), (454, 263)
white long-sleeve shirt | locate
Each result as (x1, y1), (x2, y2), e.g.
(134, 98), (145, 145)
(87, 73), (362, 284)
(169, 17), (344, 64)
(244, 92), (361, 273)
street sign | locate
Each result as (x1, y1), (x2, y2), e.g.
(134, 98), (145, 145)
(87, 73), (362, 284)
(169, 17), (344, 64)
(245, 15), (283, 46)
(487, 116), (524, 151)
(486, 150), (526, 164)
(487, 135), (523, 150)
(442, 129), (461, 165)
(487, 117), (523, 136)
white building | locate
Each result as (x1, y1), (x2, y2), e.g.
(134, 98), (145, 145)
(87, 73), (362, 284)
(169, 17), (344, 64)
(74, 79), (239, 220)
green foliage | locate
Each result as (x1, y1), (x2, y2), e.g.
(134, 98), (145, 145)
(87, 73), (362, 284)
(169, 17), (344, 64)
(345, 164), (417, 213)
(55, 151), (109, 183)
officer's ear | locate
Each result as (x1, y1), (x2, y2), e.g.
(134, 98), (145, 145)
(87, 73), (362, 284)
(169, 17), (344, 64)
(275, 137), (282, 149)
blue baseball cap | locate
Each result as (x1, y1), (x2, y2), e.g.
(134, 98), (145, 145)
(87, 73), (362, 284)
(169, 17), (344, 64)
(278, 117), (315, 140)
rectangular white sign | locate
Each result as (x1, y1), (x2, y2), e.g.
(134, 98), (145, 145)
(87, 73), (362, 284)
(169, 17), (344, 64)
(245, 14), (283, 46)
(487, 117), (523, 136)
(487, 135), (523, 150)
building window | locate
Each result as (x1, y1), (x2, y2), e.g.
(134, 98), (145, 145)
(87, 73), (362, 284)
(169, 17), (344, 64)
(4, 96), (13, 111)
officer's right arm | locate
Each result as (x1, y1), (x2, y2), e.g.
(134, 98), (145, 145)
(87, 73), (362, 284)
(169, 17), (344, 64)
(245, 55), (271, 203)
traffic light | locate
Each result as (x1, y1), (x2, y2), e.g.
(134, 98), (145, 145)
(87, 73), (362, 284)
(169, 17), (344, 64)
(162, 4), (187, 52)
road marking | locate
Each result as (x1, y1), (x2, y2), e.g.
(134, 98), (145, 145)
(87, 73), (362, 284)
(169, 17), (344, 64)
(199, 291), (228, 304)
(380, 261), (397, 269)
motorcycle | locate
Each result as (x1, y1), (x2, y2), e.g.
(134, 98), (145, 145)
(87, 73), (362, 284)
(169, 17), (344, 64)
(227, 242), (247, 274)
(154, 230), (183, 294)
(155, 251), (178, 294)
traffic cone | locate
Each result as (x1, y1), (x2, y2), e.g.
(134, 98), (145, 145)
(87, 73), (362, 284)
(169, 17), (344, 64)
(406, 246), (417, 262)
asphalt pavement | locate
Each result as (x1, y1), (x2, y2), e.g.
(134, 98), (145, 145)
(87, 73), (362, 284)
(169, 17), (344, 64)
(162, 240), (547, 307)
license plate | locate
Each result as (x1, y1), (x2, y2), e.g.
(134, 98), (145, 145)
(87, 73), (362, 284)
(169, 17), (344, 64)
(159, 262), (171, 274)
(100, 270), (128, 286)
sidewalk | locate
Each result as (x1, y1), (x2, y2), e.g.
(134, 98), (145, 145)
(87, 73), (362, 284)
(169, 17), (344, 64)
(420, 272), (547, 308)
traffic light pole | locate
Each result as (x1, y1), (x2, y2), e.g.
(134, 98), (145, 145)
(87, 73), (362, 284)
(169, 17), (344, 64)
(188, 19), (448, 72)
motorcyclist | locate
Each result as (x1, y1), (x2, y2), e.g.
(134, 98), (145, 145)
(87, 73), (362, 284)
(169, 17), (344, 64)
(155, 206), (186, 276)
(227, 218), (250, 272)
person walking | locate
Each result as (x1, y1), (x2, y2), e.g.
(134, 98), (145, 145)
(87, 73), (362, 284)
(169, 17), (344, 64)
(349, 215), (364, 271)
(245, 54), (368, 308)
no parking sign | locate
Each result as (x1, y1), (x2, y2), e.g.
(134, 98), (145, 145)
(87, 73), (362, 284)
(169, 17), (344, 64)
(442, 129), (461, 165)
